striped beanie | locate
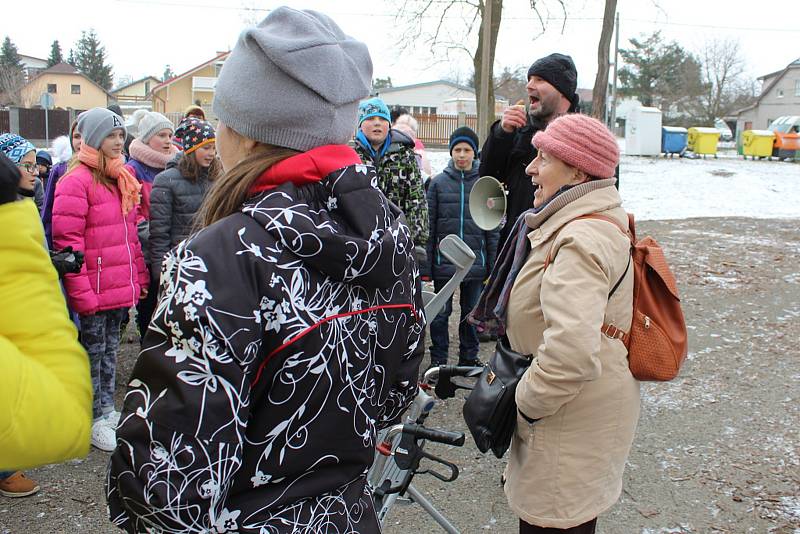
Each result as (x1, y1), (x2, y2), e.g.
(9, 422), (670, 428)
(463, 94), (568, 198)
(532, 114), (618, 178)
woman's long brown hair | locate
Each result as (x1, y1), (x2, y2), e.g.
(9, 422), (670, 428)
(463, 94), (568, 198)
(196, 143), (299, 228)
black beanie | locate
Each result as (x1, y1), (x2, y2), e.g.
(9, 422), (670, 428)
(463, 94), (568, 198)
(527, 53), (580, 112)
(449, 126), (479, 155)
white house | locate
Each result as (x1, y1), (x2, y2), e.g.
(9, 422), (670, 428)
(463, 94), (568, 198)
(19, 54), (49, 82)
(374, 80), (508, 115)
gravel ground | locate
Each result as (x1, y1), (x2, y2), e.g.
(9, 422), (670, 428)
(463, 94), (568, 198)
(2, 217), (798, 534)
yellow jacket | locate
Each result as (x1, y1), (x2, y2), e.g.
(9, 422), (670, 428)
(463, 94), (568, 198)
(0, 200), (91, 470)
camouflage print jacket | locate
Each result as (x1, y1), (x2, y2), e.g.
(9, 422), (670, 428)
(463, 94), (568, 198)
(354, 130), (428, 246)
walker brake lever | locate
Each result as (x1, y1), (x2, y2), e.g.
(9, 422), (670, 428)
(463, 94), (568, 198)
(415, 450), (460, 482)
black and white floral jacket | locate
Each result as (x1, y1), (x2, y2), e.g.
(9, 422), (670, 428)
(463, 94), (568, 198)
(107, 146), (426, 533)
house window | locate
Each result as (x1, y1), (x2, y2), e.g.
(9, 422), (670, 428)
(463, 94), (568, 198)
(430, 107), (437, 115)
(795, 79), (800, 97)
(71, 84), (81, 95)
(777, 89), (784, 98)
(144, 81), (150, 94)
(47, 84), (57, 93)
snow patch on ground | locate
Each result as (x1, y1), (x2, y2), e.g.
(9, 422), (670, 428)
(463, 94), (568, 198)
(427, 149), (800, 221)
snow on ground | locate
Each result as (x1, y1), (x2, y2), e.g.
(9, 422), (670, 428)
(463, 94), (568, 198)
(427, 148), (800, 221)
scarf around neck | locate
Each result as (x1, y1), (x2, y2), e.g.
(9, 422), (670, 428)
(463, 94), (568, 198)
(356, 130), (391, 161)
(129, 138), (179, 170)
(78, 145), (141, 216)
(468, 177), (618, 335)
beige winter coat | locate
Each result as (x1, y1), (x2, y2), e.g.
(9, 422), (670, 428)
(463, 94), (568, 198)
(504, 183), (640, 528)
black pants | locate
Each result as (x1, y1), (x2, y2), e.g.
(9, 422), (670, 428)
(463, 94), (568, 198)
(136, 275), (158, 340)
(519, 518), (597, 534)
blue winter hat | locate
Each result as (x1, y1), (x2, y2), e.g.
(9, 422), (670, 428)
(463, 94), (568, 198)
(36, 150), (52, 166)
(358, 97), (391, 125)
(0, 133), (36, 163)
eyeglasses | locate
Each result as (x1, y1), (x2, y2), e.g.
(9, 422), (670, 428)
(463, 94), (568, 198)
(16, 162), (39, 175)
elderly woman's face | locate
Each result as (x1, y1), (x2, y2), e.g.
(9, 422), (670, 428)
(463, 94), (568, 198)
(526, 149), (587, 208)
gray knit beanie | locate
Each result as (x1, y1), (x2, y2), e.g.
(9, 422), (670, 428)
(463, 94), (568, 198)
(76, 107), (127, 150)
(213, 7), (372, 151)
(134, 111), (174, 144)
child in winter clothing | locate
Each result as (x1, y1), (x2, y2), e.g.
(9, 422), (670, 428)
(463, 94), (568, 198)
(35, 150), (52, 187)
(425, 126), (499, 366)
(148, 119), (219, 282)
(0, 134), (42, 211)
(124, 111), (178, 337)
(354, 97), (429, 247)
(0, 157), (91, 474)
(52, 108), (149, 452)
(106, 9), (424, 532)
(42, 123), (81, 247)
(125, 111), (177, 221)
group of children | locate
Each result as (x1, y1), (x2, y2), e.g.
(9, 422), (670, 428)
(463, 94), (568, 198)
(2, 92), (493, 495)
(0, 105), (219, 497)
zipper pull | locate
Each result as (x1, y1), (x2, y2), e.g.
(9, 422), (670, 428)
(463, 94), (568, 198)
(96, 257), (102, 294)
(644, 315), (651, 329)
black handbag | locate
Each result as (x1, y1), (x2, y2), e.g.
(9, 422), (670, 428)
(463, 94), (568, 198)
(462, 337), (532, 458)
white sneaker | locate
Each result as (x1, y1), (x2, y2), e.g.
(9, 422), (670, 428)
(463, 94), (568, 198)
(91, 419), (116, 452)
(105, 410), (122, 429)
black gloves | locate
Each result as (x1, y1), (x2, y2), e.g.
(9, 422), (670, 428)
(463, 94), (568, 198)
(50, 246), (85, 278)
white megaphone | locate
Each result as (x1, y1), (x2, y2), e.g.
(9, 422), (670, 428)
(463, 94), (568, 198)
(469, 175), (506, 231)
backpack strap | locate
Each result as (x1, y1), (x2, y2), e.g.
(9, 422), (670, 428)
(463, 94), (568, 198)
(541, 213), (633, 345)
(608, 254), (631, 298)
(543, 213), (632, 269)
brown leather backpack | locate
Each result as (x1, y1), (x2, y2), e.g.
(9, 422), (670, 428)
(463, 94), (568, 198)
(545, 212), (688, 381)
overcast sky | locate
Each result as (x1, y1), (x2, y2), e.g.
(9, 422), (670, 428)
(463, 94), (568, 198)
(4, 0), (800, 91)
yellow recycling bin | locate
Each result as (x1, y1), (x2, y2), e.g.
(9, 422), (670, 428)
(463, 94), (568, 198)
(687, 127), (720, 155)
(742, 130), (775, 159)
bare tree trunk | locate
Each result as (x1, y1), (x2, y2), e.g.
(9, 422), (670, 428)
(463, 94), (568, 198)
(474, 0), (503, 138)
(591, 0), (617, 121)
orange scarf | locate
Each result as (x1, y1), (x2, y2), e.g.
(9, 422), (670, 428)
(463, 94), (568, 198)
(78, 145), (141, 216)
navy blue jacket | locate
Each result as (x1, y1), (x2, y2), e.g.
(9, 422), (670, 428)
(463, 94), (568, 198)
(425, 159), (499, 281)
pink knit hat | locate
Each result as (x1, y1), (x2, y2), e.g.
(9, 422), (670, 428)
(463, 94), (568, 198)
(532, 114), (619, 178)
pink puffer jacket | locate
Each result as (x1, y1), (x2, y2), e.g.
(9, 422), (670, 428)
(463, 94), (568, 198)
(52, 164), (149, 316)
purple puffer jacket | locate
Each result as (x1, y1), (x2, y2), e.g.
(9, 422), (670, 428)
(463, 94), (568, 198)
(41, 161), (69, 248)
(52, 164), (149, 316)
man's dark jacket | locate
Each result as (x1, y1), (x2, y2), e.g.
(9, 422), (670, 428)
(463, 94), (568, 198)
(478, 116), (546, 246)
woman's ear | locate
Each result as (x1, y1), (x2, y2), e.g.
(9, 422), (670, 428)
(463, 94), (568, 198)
(242, 136), (259, 153)
(572, 169), (590, 185)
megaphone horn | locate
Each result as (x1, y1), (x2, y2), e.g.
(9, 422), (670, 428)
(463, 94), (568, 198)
(469, 176), (506, 231)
